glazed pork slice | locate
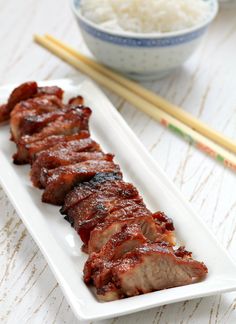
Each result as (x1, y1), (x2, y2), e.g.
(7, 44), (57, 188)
(84, 224), (147, 289)
(61, 175), (175, 251)
(16, 99), (88, 140)
(12, 132), (90, 165)
(87, 208), (167, 254)
(31, 138), (102, 187)
(13, 107), (92, 164)
(64, 192), (143, 228)
(37, 86), (63, 99)
(78, 208), (175, 250)
(19, 106), (91, 143)
(13, 106), (67, 140)
(0, 82), (63, 123)
(68, 95), (84, 106)
(42, 160), (122, 205)
(61, 172), (127, 214)
(65, 196), (145, 246)
(96, 243), (208, 301)
(31, 151), (111, 188)
(39, 136), (100, 156)
(61, 174), (144, 244)
(10, 95), (65, 142)
(152, 211), (175, 246)
(0, 82), (38, 122)
(61, 174), (142, 218)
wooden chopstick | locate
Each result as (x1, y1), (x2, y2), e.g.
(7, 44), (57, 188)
(44, 34), (236, 154)
(34, 34), (236, 172)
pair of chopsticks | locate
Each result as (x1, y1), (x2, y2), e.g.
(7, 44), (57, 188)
(34, 34), (236, 172)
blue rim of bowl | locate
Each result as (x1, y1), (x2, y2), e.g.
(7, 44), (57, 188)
(71, 0), (219, 47)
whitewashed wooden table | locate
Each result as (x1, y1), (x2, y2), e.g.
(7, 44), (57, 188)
(1, 1), (236, 323)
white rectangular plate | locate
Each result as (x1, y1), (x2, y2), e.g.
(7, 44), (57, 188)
(0, 79), (236, 321)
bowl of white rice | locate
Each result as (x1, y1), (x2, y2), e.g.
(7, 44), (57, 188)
(71, 0), (218, 80)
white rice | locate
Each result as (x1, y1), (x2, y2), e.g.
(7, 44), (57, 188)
(80, 0), (211, 34)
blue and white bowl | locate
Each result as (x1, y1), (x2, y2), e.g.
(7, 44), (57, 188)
(71, 0), (218, 81)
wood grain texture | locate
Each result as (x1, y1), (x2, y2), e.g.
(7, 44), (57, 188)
(0, 1), (236, 323)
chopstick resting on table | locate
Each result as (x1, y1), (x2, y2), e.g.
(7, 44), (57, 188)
(44, 34), (236, 154)
(34, 34), (236, 172)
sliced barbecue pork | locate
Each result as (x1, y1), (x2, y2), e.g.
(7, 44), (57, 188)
(64, 195), (145, 247)
(84, 208), (175, 253)
(61, 172), (127, 213)
(15, 108), (69, 139)
(39, 137), (100, 156)
(37, 86), (63, 99)
(13, 107), (92, 164)
(61, 174), (145, 245)
(12, 132), (90, 165)
(152, 211), (175, 245)
(21, 107), (91, 142)
(0, 82), (38, 122)
(84, 224), (147, 288)
(92, 243), (208, 301)
(0, 82), (63, 123)
(0, 82), (208, 302)
(31, 151), (110, 188)
(61, 174), (142, 218)
(87, 209), (172, 254)
(10, 95), (64, 142)
(31, 138), (102, 188)
(14, 99), (87, 141)
(42, 160), (122, 205)
(61, 174), (175, 251)
(68, 96), (84, 106)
